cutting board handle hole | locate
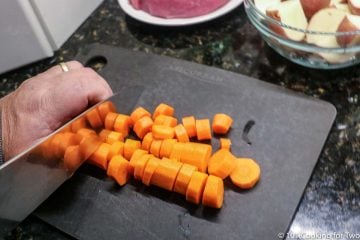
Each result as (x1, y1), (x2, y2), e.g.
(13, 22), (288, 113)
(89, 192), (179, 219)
(85, 56), (107, 72)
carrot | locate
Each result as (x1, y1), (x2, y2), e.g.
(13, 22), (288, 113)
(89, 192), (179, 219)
(186, 171), (208, 204)
(99, 130), (124, 144)
(142, 157), (161, 186)
(77, 128), (97, 141)
(40, 138), (54, 160)
(152, 125), (175, 140)
(159, 139), (177, 158)
(128, 149), (148, 175)
(64, 145), (84, 172)
(108, 141), (125, 161)
(123, 139), (141, 160)
(212, 113), (233, 134)
(107, 155), (129, 186)
(208, 149), (236, 179)
(86, 108), (103, 129)
(99, 129), (111, 142)
(230, 158), (261, 189)
(149, 139), (162, 157)
(141, 132), (153, 151)
(88, 142), (111, 170)
(114, 114), (131, 137)
(202, 175), (224, 208)
(180, 143), (211, 173)
(174, 124), (189, 142)
(182, 116), (196, 138)
(196, 119), (212, 141)
(134, 154), (152, 180)
(220, 138), (231, 150)
(104, 112), (118, 130)
(153, 114), (178, 127)
(79, 137), (102, 160)
(49, 133), (65, 159)
(60, 125), (72, 133)
(71, 117), (87, 133)
(58, 132), (82, 157)
(153, 103), (175, 119)
(98, 101), (116, 123)
(130, 106), (151, 125)
(134, 116), (153, 139)
(151, 159), (183, 191)
(169, 142), (186, 161)
(173, 163), (197, 195)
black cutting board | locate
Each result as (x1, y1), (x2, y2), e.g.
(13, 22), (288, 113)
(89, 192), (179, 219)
(34, 45), (336, 240)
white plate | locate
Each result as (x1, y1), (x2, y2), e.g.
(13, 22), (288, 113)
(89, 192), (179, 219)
(118, 0), (244, 26)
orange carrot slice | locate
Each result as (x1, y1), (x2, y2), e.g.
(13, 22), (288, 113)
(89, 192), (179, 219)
(151, 159), (183, 191)
(169, 142), (186, 161)
(104, 112), (118, 130)
(50, 133), (64, 159)
(202, 175), (224, 208)
(114, 114), (131, 137)
(134, 116), (153, 139)
(108, 141), (125, 161)
(149, 139), (162, 157)
(174, 124), (189, 142)
(141, 132), (153, 151)
(152, 125), (175, 140)
(182, 116), (196, 138)
(123, 139), (141, 160)
(71, 117), (87, 133)
(196, 119), (212, 141)
(64, 145), (84, 172)
(220, 138), (231, 150)
(179, 143), (211, 173)
(58, 132), (82, 157)
(88, 142), (111, 170)
(79, 137), (102, 160)
(186, 171), (208, 204)
(208, 149), (236, 179)
(107, 131), (124, 144)
(130, 106), (151, 125)
(77, 128), (97, 141)
(86, 108), (103, 129)
(230, 158), (261, 189)
(153, 114), (178, 127)
(134, 154), (152, 180)
(98, 101), (116, 123)
(142, 157), (161, 186)
(128, 149), (148, 175)
(173, 163), (197, 195)
(212, 113), (233, 134)
(99, 129), (111, 142)
(159, 139), (177, 158)
(60, 125), (72, 133)
(153, 103), (175, 119)
(107, 155), (129, 186)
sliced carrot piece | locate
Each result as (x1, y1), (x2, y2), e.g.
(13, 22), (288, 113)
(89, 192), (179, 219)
(173, 163), (197, 195)
(174, 124), (189, 142)
(180, 143), (212, 173)
(86, 108), (103, 129)
(153, 103), (175, 119)
(230, 158), (261, 189)
(77, 128), (97, 141)
(123, 139), (141, 160)
(151, 159), (183, 191)
(141, 132), (154, 151)
(202, 175), (224, 209)
(208, 149), (236, 179)
(49, 133), (64, 159)
(142, 157), (161, 186)
(186, 171), (208, 204)
(58, 132), (82, 157)
(150, 139), (162, 157)
(130, 106), (151, 125)
(212, 113), (233, 134)
(88, 142), (111, 170)
(153, 115), (178, 127)
(152, 125), (175, 140)
(196, 119), (212, 141)
(128, 149), (148, 175)
(40, 138), (54, 160)
(220, 138), (231, 150)
(182, 116), (197, 138)
(159, 139), (177, 158)
(107, 131), (124, 144)
(60, 125), (72, 133)
(114, 114), (131, 137)
(134, 116), (153, 139)
(107, 155), (130, 186)
(134, 154), (152, 180)
(71, 117), (87, 133)
(104, 112), (118, 130)
(169, 142), (186, 161)
(108, 141), (125, 161)
(99, 129), (111, 142)
(64, 145), (84, 172)
(98, 101), (116, 123)
(79, 137), (102, 160)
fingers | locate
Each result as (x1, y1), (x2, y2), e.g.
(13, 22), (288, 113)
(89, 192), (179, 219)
(38, 61), (84, 79)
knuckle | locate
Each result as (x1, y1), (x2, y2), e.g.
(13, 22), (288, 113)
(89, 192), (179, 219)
(67, 60), (83, 69)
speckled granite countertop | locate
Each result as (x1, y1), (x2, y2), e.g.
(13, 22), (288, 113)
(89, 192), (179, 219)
(1, 0), (359, 239)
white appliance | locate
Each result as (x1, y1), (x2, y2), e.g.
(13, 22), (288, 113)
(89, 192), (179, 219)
(0, 0), (103, 74)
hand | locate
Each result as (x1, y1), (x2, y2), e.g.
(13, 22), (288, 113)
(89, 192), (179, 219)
(0, 61), (113, 160)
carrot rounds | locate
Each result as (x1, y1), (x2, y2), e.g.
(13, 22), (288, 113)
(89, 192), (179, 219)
(153, 115), (178, 127)
(196, 119), (212, 141)
(186, 171), (208, 204)
(174, 124), (189, 142)
(212, 113), (233, 134)
(142, 157), (160, 186)
(149, 139), (162, 157)
(79, 137), (101, 160)
(202, 175), (224, 209)
(151, 159), (183, 191)
(153, 103), (175, 119)
(71, 117), (87, 133)
(159, 139), (177, 158)
(128, 149), (148, 175)
(98, 101), (116, 122)
(230, 158), (261, 189)
(182, 116), (196, 138)
(141, 132), (153, 151)
(123, 139), (141, 160)
(104, 112), (118, 130)
(208, 149), (236, 179)
(220, 138), (231, 150)
(107, 155), (129, 186)
(134, 154), (152, 180)
(88, 142), (111, 170)
(77, 128), (98, 141)
(152, 125), (175, 140)
(174, 163), (197, 195)
(108, 141), (125, 161)
(64, 145), (84, 172)
(133, 116), (153, 139)
(86, 108), (103, 129)
(99, 129), (124, 144)
(130, 106), (151, 125)
(114, 114), (131, 137)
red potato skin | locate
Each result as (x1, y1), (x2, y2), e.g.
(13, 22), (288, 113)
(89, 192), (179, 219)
(349, 0), (360, 15)
(300, 0), (330, 19)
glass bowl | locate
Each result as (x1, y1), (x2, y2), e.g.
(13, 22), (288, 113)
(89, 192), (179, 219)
(244, 0), (360, 69)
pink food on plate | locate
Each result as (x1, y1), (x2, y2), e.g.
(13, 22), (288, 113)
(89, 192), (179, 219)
(129, 0), (230, 18)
